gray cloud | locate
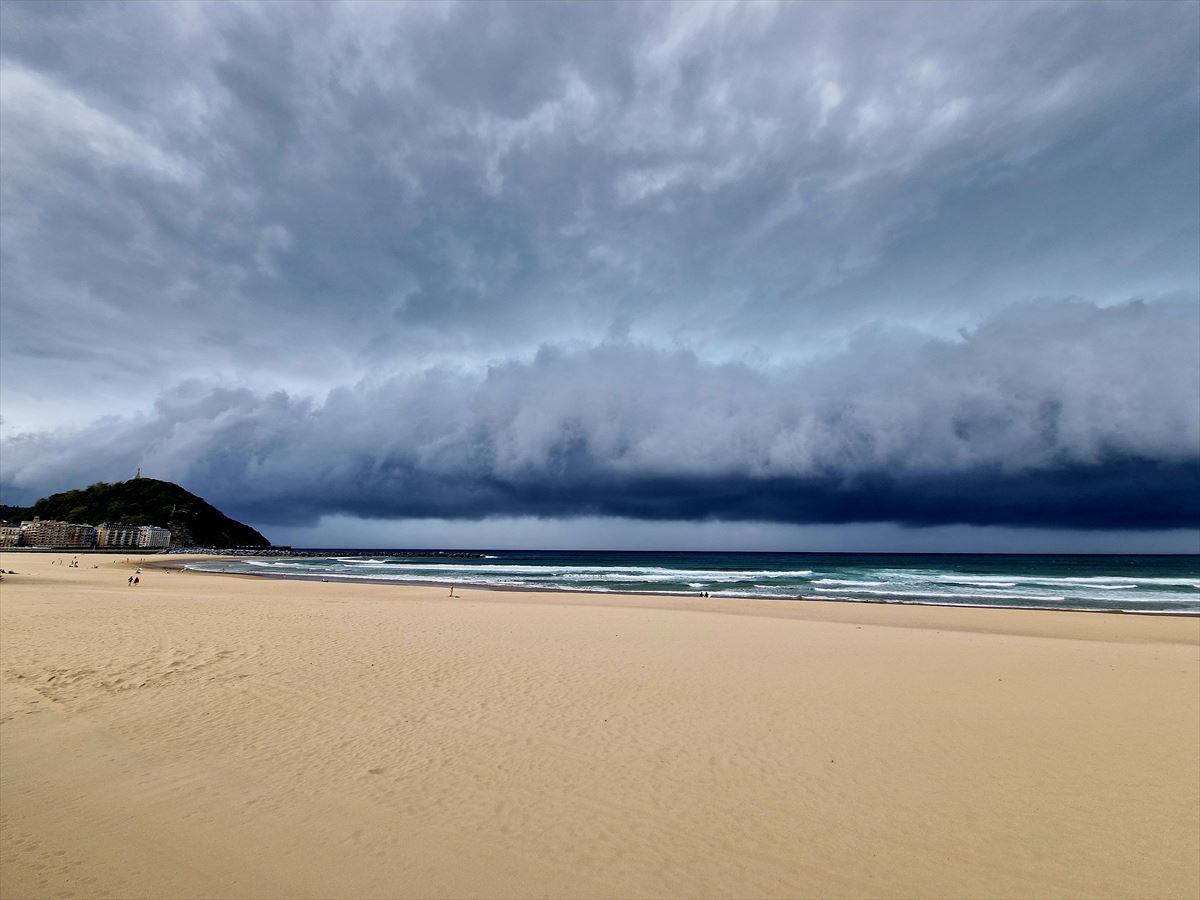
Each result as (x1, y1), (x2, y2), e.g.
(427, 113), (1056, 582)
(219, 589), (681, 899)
(3, 3), (1197, 415)
(1, 2), (1197, 546)
(3, 298), (1196, 531)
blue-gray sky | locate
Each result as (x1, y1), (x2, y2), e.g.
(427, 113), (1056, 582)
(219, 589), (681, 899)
(1, 1), (1197, 551)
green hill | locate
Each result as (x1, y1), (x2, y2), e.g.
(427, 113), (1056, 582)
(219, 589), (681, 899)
(5, 478), (269, 548)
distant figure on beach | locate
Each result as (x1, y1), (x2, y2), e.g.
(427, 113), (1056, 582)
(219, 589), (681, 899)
(133, 576), (140, 586)
(127, 576), (134, 586)
(448, 586), (457, 598)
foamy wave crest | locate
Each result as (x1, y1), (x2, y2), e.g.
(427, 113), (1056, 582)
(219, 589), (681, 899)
(1043, 576), (1200, 588)
(194, 555), (1199, 614)
(321, 561), (815, 581)
(813, 579), (889, 587)
(813, 586), (1069, 602)
(927, 573), (1200, 589)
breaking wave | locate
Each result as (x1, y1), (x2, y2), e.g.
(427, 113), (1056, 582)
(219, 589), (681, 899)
(192, 551), (1198, 614)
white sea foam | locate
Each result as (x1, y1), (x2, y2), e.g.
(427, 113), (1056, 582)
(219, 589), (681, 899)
(708, 589), (796, 599)
(201, 557), (1198, 613)
(313, 561), (816, 581)
(813, 586), (1069, 602)
(813, 579), (889, 587)
(924, 573), (1199, 589)
(1044, 576), (1200, 588)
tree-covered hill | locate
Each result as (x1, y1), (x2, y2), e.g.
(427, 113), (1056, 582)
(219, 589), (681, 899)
(3, 478), (269, 547)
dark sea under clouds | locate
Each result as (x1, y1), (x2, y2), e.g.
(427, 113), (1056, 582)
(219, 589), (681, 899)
(189, 551), (1200, 614)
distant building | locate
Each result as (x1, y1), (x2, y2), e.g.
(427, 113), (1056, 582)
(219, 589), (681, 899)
(5, 517), (170, 549)
(18, 519), (96, 548)
(20, 519), (68, 546)
(137, 525), (171, 549)
(22, 519), (61, 546)
(65, 523), (98, 547)
(96, 523), (142, 549)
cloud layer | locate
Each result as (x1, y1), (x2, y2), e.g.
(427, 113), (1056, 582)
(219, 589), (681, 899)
(4, 299), (1196, 530)
(2, 3), (1198, 413)
(1, 2), (1197, 545)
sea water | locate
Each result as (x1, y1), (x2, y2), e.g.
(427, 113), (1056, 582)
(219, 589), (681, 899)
(188, 550), (1200, 614)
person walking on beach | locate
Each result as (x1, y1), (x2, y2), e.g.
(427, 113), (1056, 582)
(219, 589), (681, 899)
(127, 575), (134, 586)
(133, 576), (140, 586)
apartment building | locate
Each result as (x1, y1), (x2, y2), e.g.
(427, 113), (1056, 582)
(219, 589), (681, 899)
(96, 523), (142, 548)
(18, 520), (97, 548)
(65, 523), (98, 547)
(5, 519), (172, 549)
(137, 526), (172, 549)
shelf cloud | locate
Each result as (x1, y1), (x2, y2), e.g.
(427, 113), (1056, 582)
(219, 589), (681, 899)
(4, 298), (1195, 530)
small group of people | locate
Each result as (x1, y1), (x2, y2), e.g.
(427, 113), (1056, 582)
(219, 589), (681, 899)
(127, 566), (143, 587)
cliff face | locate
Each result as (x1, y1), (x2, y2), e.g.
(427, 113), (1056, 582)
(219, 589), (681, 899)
(16, 478), (269, 548)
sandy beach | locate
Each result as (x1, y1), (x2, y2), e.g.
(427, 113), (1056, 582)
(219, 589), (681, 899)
(1, 552), (1197, 899)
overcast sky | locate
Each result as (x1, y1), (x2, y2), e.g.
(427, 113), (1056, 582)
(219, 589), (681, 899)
(1, 0), (1197, 551)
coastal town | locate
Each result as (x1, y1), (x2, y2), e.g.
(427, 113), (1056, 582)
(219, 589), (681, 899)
(0, 518), (171, 550)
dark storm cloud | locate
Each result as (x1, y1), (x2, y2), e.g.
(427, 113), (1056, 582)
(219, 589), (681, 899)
(2, 2), (1198, 411)
(3, 299), (1196, 529)
(1, 2), (1198, 542)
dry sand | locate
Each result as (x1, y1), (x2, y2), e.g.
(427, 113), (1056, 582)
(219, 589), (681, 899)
(1, 552), (1197, 900)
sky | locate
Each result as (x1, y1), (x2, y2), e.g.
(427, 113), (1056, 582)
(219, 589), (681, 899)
(1, 0), (1198, 552)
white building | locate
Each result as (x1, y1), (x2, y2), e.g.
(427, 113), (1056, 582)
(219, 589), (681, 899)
(137, 526), (171, 549)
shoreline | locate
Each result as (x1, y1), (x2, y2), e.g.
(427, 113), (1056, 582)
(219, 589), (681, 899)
(173, 555), (1200, 618)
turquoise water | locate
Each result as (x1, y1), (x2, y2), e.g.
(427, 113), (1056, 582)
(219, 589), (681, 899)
(188, 550), (1200, 614)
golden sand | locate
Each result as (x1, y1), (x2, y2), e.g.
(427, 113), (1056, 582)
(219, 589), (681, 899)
(1, 552), (1197, 899)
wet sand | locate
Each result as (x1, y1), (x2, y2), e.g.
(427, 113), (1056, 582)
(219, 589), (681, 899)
(2, 552), (1197, 899)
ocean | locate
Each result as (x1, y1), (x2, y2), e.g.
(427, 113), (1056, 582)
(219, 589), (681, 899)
(187, 550), (1200, 614)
